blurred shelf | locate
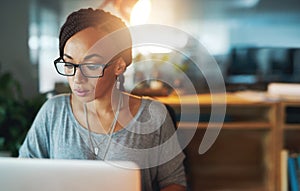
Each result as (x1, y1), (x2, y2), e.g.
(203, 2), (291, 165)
(283, 124), (300, 130)
(178, 122), (273, 130)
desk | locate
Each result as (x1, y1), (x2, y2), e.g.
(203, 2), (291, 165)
(154, 93), (278, 191)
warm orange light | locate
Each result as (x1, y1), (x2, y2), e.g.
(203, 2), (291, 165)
(130, 0), (151, 25)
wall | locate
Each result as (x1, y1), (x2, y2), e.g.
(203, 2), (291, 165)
(178, 0), (300, 55)
(0, 0), (38, 98)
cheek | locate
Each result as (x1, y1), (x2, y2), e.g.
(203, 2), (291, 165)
(95, 78), (106, 89)
(95, 76), (116, 91)
(67, 77), (98, 89)
(67, 77), (73, 87)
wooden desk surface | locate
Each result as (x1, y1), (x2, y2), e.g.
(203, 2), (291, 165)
(155, 92), (277, 106)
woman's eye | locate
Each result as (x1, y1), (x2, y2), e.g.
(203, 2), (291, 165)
(87, 65), (102, 70)
(64, 63), (73, 69)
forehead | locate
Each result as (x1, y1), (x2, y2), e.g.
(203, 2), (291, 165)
(64, 27), (120, 62)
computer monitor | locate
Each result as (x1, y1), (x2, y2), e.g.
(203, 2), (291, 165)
(226, 47), (300, 91)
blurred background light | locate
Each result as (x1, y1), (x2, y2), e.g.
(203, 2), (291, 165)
(130, 0), (152, 25)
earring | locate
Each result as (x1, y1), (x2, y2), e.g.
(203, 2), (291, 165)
(116, 75), (120, 89)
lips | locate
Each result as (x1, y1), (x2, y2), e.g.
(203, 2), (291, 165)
(73, 89), (89, 97)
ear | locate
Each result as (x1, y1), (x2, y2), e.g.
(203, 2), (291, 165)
(114, 57), (127, 75)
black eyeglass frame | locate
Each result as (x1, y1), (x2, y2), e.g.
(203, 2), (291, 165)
(54, 57), (118, 78)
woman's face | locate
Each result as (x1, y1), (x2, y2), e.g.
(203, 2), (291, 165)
(63, 27), (122, 103)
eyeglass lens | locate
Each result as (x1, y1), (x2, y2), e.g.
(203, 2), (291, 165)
(55, 62), (105, 77)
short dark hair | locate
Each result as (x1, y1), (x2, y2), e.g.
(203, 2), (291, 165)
(59, 8), (132, 66)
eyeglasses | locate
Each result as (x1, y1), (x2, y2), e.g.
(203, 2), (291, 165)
(54, 57), (116, 78)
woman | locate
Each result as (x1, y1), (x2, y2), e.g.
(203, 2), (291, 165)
(19, 8), (186, 191)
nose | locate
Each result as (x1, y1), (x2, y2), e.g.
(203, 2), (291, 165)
(73, 67), (87, 83)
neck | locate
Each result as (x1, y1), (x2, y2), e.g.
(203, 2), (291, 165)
(82, 89), (123, 133)
(85, 88), (122, 116)
(70, 86), (122, 114)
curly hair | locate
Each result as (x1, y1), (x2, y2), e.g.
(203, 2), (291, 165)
(59, 8), (132, 66)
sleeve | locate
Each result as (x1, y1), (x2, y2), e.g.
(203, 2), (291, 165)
(156, 103), (187, 189)
(18, 100), (51, 158)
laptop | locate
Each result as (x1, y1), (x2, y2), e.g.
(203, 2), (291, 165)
(0, 157), (141, 191)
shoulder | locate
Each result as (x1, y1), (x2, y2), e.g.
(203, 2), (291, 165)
(142, 97), (170, 120)
(138, 97), (170, 123)
(126, 94), (167, 118)
(43, 94), (70, 108)
(36, 94), (71, 116)
(46, 93), (70, 103)
(141, 97), (167, 112)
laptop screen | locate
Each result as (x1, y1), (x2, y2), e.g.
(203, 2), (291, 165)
(0, 157), (141, 191)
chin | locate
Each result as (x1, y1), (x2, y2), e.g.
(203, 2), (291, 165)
(72, 93), (95, 103)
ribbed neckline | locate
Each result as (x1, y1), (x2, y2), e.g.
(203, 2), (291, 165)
(65, 94), (147, 137)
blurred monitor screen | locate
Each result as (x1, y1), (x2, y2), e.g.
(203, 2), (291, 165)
(226, 47), (300, 86)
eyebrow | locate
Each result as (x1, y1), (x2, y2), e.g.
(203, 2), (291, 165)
(63, 54), (73, 60)
(63, 53), (104, 62)
(83, 54), (104, 61)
